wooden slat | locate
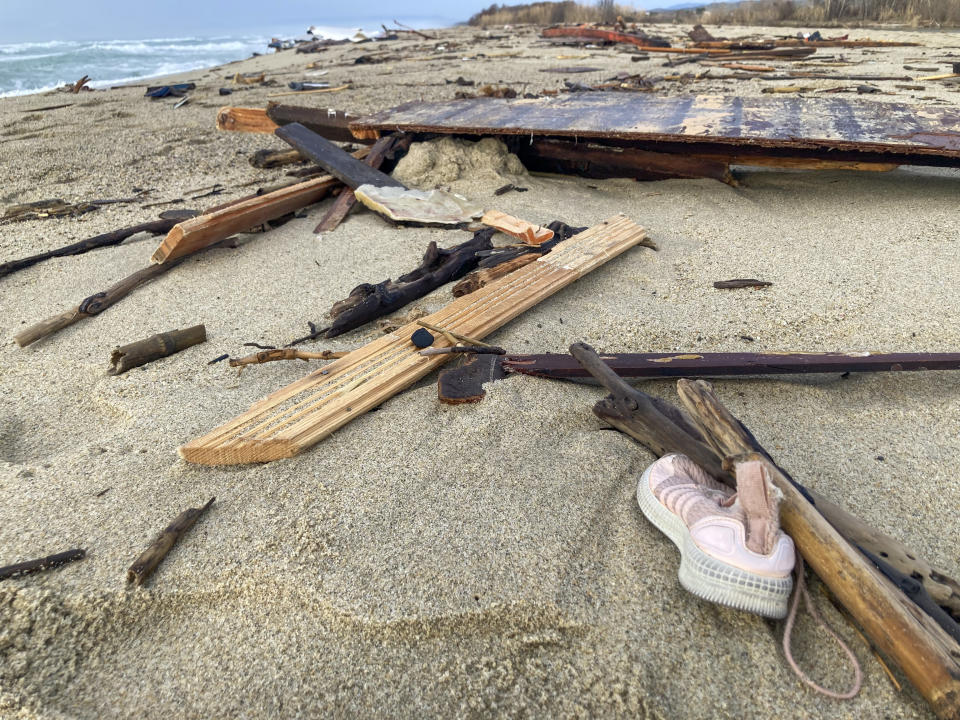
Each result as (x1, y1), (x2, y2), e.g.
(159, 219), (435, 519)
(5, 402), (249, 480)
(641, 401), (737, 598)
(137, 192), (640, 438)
(180, 214), (649, 465)
(276, 123), (405, 189)
(216, 107), (278, 134)
(151, 175), (337, 263)
(481, 210), (554, 245)
(267, 104), (370, 144)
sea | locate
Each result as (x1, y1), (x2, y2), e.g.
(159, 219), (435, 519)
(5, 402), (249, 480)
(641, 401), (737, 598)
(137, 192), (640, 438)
(0, 20), (450, 98)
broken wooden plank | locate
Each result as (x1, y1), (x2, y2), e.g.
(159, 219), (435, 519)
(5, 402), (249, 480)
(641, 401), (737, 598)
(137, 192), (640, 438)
(108, 324), (207, 375)
(351, 94), (960, 167)
(151, 174), (338, 263)
(266, 104), (368, 144)
(179, 214), (650, 465)
(314, 135), (403, 233)
(216, 106), (279, 134)
(0, 548), (85, 581)
(517, 138), (735, 183)
(504, 351), (960, 379)
(127, 497), (215, 586)
(0, 211), (196, 280)
(275, 123), (405, 189)
(480, 210), (554, 245)
(249, 148), (305, 168)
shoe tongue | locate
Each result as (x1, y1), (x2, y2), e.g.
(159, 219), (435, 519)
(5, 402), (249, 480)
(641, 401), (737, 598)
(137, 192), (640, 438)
(736, 461), (779, 555)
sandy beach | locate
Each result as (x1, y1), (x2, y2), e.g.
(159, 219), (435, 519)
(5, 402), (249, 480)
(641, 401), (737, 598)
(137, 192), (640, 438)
(1, 22), (959, 719)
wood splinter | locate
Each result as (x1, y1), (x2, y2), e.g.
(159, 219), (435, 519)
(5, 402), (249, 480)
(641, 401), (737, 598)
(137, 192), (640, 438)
(0, 548), (86, 581)
(481, 210), (554, 245)
(127, 497), (215, 586)
(714, 278), (773, 289)
(109, 324), (206, 375)
(229, 348), (347, 367)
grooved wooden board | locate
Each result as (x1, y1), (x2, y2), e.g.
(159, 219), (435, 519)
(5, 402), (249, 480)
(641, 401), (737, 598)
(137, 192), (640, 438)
(180, 214), (648, 465)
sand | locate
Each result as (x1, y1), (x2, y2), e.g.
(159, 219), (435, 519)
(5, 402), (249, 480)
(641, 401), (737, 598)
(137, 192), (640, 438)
(1, 22), (959, 720)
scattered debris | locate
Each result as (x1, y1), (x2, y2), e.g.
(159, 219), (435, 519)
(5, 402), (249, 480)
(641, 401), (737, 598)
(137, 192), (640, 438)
(481, 210), (554, 245)
(714, 279), (773, 289)
(0, 549), (86, 581)
(438, 353), (508, 404)
(493, 183), (527, 196)
(267, 83), (351, 98)
(127, 497), (215, 586)
(229, 348), (347, 367)
(68, 75), (91, 93)
(108, 324), (207, 375)
(145, 83), (195, 98)
(0, 211), (195, 280)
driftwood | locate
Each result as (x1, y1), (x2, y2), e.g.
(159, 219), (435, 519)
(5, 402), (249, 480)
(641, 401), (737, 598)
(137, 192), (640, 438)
(315, 135), (408, 233)
(15, 240), (232, 348)
(322, 229), (494, 338)
(127, 497), (215, 586)
(569, 343), (960, 719)
(275, 123), (404, 190)
(0, 211), (196, 280)
(0, 549), (85, 581)
(249, 148), (305, 168)
(108, 324), (206, 375)
(229, 348), (347, 367)
(714, 279), (773, 289)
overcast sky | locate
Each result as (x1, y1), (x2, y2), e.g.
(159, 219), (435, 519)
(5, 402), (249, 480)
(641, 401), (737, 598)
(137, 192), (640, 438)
(0, 1), (518, 43)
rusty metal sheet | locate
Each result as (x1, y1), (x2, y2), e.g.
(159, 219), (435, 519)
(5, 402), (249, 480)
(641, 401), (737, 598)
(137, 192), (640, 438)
(350, 94), (960, 165)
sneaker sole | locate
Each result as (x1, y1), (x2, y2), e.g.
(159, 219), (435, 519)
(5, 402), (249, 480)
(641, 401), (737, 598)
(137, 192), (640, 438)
(636, 464), (792, 619)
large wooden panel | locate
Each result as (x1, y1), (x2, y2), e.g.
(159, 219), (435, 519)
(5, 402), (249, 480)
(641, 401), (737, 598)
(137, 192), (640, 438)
(350, 94), (960, 166)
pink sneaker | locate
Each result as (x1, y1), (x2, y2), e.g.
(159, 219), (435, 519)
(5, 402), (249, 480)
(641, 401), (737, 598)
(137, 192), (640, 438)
(637, 454), (795, 618)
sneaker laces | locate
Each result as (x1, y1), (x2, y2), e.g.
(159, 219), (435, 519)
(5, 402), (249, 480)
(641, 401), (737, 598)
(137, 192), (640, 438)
(782, 551), (863, 699)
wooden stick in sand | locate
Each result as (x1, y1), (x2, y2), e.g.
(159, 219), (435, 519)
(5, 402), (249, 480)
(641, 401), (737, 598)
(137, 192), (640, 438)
(108, 324), (207, 375)
(0, 549), (86, 581)
(229, 348), (348, 367)
(569, 343), (960, 720)
(127, 497), (215, 586)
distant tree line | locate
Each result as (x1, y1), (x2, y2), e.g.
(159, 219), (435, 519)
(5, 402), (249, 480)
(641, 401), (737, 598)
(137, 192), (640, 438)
(467, 0), (960, 26)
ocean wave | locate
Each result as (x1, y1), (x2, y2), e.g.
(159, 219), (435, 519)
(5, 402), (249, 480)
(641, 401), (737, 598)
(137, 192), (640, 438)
(0, 52), (68, 63)
(84, 40), (257, 54)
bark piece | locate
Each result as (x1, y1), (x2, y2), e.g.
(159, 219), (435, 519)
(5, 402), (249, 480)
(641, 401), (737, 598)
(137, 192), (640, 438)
(275, 123), (404, 189)
(0, 212), (196, 280)
(438, 354), (508, 404)
(108, 324), (207, 375)
(0, 549), (85, 581)
(249, 148), (305, 168)
(180, 215), (650, 465)
(714, 278), (773, 289)
(127, 497), (215, 586)
(323, 229), (494, 338)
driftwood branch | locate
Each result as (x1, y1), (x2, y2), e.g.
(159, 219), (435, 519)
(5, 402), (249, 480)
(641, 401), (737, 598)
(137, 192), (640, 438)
(108, 324), (206, 375)
(228, 348), (347, 367)
(14, 239), (232, 348)
(0, 211), (196, 280)
(322, 230), (494, 338)
(0, 548), (85, 581)
(127, 497), (215, 586)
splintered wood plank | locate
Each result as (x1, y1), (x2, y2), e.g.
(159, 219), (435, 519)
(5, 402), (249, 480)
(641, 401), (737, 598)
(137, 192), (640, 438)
(481, 210), (554, 245)
(180, 214), (648, 465)
(276, 123), (405, 189)
(266, 104), (370, 144)
(216, 107), (279, 134)
(151, 175), (337, 263)
(350, 94), (960, 166)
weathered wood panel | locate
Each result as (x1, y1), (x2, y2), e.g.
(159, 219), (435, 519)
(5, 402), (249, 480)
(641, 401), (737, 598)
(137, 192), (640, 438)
(351, 94), (960, 166)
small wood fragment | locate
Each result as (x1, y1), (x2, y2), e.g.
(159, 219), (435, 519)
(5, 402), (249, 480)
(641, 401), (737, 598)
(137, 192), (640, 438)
(229, 348), (347, 367)
(714, 278), (772, 289)
(216, 107), (279, 134)
(108, 324), (207, 375)
(481, 210), (554, 245)
(249, 148), (305, 168)
(127, 497), (215, 586)
(70, 75), (91, 93)
(417, 320), (493, 348)
(0, 549), (85, 581)
(267, 83), (351, 98)
(438, 353), (508, 404)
